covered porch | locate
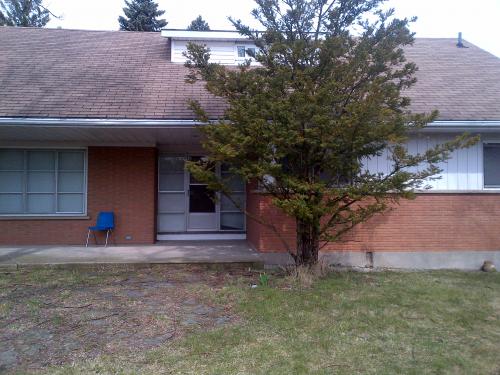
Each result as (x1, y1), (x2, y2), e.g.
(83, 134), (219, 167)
(0, 118), (249, 247)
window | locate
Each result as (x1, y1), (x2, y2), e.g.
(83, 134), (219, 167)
(237, 45), (246, 58)
(236, 46), (256, 59)
(484, 144), (500, 188)
(220, 164), (245, 230)
(0, 149), (86, 215)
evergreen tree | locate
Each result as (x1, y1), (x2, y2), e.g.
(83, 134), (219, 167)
(184, 0), (476, 266)
(187, 15), (210, 31)
(0, 0), (51, 27)
(118, 0), (167, 32)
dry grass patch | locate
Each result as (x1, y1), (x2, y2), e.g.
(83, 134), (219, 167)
(2, 268), (499, 374)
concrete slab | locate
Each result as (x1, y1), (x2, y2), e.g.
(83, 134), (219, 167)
(0, 240), (263, 268)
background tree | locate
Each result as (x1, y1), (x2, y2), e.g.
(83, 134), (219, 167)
(187, 15), (210, 31)
(0, 0), (54, 27)
(184, 0), (475, 266)
(118, 0), (167, 31)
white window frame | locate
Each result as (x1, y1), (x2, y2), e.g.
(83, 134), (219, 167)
(0, 147), (88, 217)
(235, 44), (257, 62)
(482, 142), (500, 190)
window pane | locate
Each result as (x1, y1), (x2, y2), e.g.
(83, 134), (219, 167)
(0, 150), (24, 170)
(28, 151), (55, 170)
(158, 213), (185, 232)
(189, 185), (215, 213)
(27, 172), (55, 192)
(58, 172), (84, 192)
(159, 156), (185, 173)
(221, 212), (244, 230)
(0, 194), (23, 213)
(484, 145), (500, 187)
(57, 194), (84, 213)
(158, 193), (185, 213)
(237, 46), (246, 57)
(189, 157), (214, 183)
(0, 171), (23, 192)
(159, 173), (184, 191)
(27, 194), (55, 213)
(221, 193), (245, 211)
(221, 173), (245, 191)
(59, 152), (84, 170)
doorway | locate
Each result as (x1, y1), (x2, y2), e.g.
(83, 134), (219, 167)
(157, 155), (245, 236)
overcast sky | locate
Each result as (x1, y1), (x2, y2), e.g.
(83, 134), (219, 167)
(45, 0), (500, 57)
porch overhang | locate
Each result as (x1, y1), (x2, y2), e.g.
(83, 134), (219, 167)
(0, 117), (211, 150)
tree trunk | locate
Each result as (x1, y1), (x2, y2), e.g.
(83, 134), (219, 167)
(295, 219), (320, 266)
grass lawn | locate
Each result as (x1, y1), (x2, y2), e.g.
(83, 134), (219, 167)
(35, 269), (500, 375)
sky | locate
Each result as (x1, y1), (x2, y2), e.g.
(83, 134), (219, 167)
(45, 0), (500, 57)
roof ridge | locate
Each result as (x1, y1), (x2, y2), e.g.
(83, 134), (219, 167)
(0, 25), (161, 34)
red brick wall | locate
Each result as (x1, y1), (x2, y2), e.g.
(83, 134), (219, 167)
(0, 147), (157, 246)
(246, 192), (500, 253)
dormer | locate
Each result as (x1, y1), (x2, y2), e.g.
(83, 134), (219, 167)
(161, 29), (259, 66)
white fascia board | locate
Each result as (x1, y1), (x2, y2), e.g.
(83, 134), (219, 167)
(0, 117), (211, 128)
(422, 120), (500, 132)
(2, 118), (500, 131)
(161, 29), (250, 42)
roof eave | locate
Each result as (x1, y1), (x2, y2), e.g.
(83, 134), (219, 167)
(0, 118), (499, 131)
(0, 117), (209, 128)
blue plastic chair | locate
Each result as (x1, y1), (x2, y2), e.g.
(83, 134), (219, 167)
(86, 212), (115, 247)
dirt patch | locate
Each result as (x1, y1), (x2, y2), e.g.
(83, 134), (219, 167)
(0, 265), (255, 373)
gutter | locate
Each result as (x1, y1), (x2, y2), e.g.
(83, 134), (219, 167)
(0, 118), (210, 128)
(423, 121), (500, 131)
(0, 118), (499, 130)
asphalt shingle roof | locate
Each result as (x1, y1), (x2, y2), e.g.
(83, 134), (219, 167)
(1, 27), (499, 121)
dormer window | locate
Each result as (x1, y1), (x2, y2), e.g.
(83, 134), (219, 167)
(161, 29), (259, 65)
(237, 46), (246, 58)
(236, 46), (256, 60)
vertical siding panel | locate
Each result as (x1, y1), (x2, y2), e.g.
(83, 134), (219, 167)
(433, 135), (447, 190)
(406, 137), (418, 176)
(448, 135), (459, 190)
(457, 140), (469, 190)
(363, 156), (377, 174)
(466, 141), (479, 190)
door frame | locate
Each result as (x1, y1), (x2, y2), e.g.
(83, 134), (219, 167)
(157, 153), (246, 234)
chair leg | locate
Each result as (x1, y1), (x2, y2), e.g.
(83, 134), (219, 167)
(105, 229), (110, 247)
(86, 229), (91, 247)
(93, 231), (98, 246)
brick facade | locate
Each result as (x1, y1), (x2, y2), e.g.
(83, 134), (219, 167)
(246, 192), (500, 253)
(0, 147), (157, 246)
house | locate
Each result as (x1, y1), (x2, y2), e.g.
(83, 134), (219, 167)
(1, 26), (500, 269)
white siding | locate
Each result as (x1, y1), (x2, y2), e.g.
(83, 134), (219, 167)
(171, 39), (258, 65)
(364, 134), (484, 191)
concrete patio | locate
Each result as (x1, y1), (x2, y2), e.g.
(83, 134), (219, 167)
(0, 241), (264, 269)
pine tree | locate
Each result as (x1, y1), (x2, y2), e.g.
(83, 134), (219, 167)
(0, 0), (51, 27)
(187, 15), (210, 31)
(184, 0), (477, 266)
(118, 0), (167, 32)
